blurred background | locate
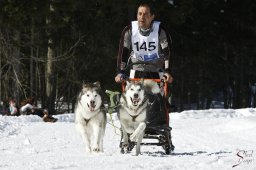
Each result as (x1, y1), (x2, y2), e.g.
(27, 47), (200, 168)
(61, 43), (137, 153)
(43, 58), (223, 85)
(0, 0), (256, 113)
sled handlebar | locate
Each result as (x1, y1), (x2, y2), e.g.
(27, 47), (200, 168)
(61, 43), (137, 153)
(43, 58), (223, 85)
(120, 61), (169, 97)
(128, 78), (162, 83)
(122, 78), (168, 97)
(123, 61), (159, 71)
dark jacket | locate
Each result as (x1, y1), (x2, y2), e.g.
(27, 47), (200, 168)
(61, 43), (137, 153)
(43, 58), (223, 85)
(116, 21), (173, 76)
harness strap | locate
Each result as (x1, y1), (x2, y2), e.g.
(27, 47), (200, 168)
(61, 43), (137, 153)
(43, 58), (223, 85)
(105, 90), (120, 114)
(84, 118), (90, 125)
(130, 114), (139, 122)
(105, 90), (122, 135)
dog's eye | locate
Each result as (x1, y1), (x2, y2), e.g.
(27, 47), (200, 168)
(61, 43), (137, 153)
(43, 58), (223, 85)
(95, 95), (97, 97)
(138, 88), (141, 91)
(87, 94), (90, 97)
(131, 88), (134, 91)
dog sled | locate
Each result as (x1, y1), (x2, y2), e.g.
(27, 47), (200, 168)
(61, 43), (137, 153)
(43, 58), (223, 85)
(106, 61), (175, 155)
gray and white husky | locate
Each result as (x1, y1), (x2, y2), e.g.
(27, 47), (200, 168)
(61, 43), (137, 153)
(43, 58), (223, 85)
(75, 82), (106, 153)
(118, 79), (160, 155)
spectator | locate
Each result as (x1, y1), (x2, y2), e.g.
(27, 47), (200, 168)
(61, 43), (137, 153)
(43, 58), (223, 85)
(0, 100), (5, 115)
(9, 99), (19, 116)
(20, 97), (58, 123)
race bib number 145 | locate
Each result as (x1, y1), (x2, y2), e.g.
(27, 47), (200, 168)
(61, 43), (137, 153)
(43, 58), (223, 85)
(134, 41), (156, 51)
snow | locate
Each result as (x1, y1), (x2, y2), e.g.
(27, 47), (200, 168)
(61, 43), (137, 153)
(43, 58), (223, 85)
(0, 109), (256, 170)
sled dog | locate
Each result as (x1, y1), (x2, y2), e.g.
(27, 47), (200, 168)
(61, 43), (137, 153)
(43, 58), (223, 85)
(75, 82), (106, 153)
(118, 79), (160, 155)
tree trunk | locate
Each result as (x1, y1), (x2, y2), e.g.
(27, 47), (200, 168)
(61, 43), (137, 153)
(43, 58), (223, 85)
(13, 30), (21, 104)
(45, 37), (55, 114)
(45, 1), (56, 114)
(0, 48), (2, 100)
(30, 17), (35, 97)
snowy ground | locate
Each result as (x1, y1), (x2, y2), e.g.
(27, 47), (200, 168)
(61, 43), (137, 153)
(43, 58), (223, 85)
(0, 109), (256, 170)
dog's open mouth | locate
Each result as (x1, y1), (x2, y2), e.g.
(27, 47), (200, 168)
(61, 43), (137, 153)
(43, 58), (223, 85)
(130, 97), (141, 106)
(87, 103), (96, 111)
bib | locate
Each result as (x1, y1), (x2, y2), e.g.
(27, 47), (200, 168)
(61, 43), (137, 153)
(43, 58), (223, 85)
(131, 21), (160, 61)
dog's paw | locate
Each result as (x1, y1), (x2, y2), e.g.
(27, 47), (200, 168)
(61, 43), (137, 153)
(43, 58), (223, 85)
(121, 142), (128, 148)
(130, 133), (137, 142)
(92, 146), (100, 152)
(121, 142), (133, 154)
(85, 147), (91, 153)
(92, 148), (100, 152)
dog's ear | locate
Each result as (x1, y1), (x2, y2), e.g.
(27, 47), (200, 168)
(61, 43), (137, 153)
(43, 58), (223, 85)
(124, 80), (131, 92)
(125, 80), (132, 87)
(82, 82), (93, 91)
(139, 78), (144, 84)
(93, 81), (101, 89)
(82, 80), (89, 88)
(143, 80), (160, 94)
(126, 80), (131, 86)
(82, 81), (86, 88)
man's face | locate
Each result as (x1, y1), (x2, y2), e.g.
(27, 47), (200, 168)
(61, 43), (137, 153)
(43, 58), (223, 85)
(137, 6), (154, 29)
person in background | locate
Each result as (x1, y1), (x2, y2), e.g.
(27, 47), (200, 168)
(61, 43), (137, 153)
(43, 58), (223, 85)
(9, 99), (19, 116)
(20, 97), (58, 123)
(0, 100), (7, 115)
(0, 100), (4, 115)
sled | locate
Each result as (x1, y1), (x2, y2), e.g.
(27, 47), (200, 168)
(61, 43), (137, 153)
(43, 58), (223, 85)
(106, 61), (175, 154)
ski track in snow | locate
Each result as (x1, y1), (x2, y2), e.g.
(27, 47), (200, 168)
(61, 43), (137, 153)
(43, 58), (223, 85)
(0, 109), (256, 170)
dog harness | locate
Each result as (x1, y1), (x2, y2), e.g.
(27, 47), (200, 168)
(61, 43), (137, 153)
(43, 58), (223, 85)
(83, 108), (102, 125)
(130, 115), (139, 122)
(83, 118), (90, 124)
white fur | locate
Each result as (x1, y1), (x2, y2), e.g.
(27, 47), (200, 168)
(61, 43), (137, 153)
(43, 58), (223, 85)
(118, 80), (160, 155)
(75, 83), (106, 153)
(143, 79), (160, 94)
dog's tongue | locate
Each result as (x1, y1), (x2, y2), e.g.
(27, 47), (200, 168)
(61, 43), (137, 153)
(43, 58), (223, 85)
(87, 103), (96, 111)
(131, 98), (140, 106)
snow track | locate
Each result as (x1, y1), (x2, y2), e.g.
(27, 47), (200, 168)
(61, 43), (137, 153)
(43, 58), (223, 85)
(0, 109), (255, 170)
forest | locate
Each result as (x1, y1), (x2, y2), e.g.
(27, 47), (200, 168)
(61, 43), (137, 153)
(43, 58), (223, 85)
(0, 0), (256, 113)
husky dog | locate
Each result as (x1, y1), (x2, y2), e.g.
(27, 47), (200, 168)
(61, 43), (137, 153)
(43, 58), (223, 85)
(118, 80), (160, 155)
(75, 82), (106, 153)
